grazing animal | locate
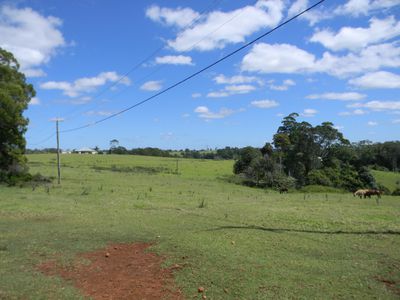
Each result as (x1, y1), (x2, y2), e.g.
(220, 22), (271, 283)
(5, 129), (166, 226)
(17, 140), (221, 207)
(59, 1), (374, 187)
(279, 187), (288, 194)
(353, 189), (368, 198)
(364, 189), (382, 199)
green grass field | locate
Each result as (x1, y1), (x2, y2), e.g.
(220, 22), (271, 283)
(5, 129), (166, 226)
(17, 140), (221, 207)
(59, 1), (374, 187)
(1, 154), (400, 299)
(372, 170), (400, 193)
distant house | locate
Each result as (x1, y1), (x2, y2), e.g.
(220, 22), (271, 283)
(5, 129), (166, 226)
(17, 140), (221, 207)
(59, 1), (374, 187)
(74, 147), (98, 154)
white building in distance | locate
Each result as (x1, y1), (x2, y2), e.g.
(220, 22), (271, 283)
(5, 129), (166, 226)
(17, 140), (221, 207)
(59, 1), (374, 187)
(74, 147), (98, 154)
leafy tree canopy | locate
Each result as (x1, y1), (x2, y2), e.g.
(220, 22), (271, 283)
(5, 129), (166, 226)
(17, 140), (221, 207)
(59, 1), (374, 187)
(233, 113), (388, 191)
(0, 47), (35, 181)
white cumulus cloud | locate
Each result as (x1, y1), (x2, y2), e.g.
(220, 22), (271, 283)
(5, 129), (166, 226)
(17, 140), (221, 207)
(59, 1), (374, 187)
(207, 84), (257, 98)
(269, 79), (296, 91)
(155, 55), (193, 65)
(145, 5), (200, 28)
(302, 108), (318, 117)
(224, 84), (256, 94)
(288, 0), (332, 25)
(242, 42), (400, 78)
(334, 0), (400, 17)
(0, 5), (66, 77)
(310, 16), (400, 52)
(40, 72), (131, 97)
(348, 100), (400, 111)
(207, 91), (230, 98)
(251, 99), (279, 108)
(194, 106), (238, 119)
(349, 71), (400, 88)
(140, 80), (163, 91)
(241, 43), (316, 74)
(339, 109), (368, 116)
(213, 74), (264, 85)
(316, 43), (400, 77)
(165, 0), (285, 52)
(306, 92), (366, 101)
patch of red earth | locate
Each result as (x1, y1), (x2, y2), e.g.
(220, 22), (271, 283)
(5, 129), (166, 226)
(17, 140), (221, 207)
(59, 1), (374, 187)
(39, 243), (184, 300)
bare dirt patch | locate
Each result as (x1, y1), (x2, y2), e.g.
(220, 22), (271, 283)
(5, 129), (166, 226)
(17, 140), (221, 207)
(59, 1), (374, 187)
(39, 243), (184, 299)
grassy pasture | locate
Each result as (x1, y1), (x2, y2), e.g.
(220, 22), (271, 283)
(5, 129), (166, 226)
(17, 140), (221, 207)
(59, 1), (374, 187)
(1, 154), (400, 299)
(372, 170), (400, 193)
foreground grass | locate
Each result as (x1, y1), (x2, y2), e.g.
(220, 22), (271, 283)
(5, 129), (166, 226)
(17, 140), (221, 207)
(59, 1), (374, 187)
(1, 154), (399, 299)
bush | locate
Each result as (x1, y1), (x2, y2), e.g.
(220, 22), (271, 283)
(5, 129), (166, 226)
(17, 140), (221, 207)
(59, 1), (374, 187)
(339, 164), (363, 191)
(273, 174), (296, 190)
(358, 166), (377, 188)
(370, 164), (389, 171)
(307, 169), (333, 186)
(0, 171), (51, 186)
(233, 147), (262, 174)
(392, 188), (400, 196)
(322, 167), (342, 187)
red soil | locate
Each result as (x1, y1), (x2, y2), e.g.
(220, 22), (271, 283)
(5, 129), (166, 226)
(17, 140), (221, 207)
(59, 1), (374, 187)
(39, 243), (184, 299)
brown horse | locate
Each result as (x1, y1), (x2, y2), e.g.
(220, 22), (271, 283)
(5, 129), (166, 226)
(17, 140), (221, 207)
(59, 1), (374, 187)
(364, 189), (382, 199)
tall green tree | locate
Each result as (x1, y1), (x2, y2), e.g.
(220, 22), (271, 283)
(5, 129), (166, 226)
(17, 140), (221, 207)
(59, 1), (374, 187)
(274, 113), (318, 183)
(0, 48), (35, 180)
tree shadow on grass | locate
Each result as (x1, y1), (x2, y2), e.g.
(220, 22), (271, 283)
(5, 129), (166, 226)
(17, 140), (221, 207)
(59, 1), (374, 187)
(207, 225), (400, 235)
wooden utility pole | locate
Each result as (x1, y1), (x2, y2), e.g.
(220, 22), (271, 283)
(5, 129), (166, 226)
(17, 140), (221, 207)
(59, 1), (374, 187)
(51, 118), (64, 184)
(56, 119), (61, 184)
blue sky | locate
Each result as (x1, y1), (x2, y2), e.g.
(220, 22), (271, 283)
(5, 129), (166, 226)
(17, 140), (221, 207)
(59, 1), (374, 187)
(1, 0), (400, 150)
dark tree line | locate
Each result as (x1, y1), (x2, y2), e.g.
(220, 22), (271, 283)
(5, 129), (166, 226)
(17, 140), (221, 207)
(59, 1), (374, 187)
(352, 140), (400, 172)
(108, 146), (242, 159)
(233, 113), (400, 192)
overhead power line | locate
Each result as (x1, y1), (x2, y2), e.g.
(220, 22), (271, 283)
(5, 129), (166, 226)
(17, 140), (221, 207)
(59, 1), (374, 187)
(60, 0), (223, 122)
(73, 0), (253, 121)
(27, 0), (223, 146)
(28, 132), (56, 146)
(61, 0), (326, 134)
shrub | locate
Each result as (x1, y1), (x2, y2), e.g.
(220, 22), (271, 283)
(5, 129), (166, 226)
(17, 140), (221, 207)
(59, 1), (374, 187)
(370, 164), (389, 171)
(233, 147), (262, 174)
(322, 167), (342, 187)
(392, 188), (400, 196)
(307, 169), (332, 186)
(339, 164), (363, 191)
(273, 174), (296, 190)
(0, 171), (51, 186)
(358, 166), (377, 188)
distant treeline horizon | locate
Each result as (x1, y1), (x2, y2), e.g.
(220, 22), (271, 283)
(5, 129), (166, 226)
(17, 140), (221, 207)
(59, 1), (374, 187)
(27, 140), (399, 171)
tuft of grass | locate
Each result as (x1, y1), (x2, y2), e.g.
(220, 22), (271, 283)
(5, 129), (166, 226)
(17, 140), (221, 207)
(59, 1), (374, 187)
(81, 187), (90, 196)
(198, 198), (207, 208)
